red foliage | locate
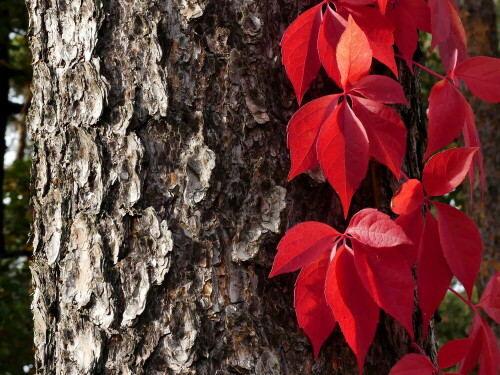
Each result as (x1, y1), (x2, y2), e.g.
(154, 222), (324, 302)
(273, 1), (500, 373)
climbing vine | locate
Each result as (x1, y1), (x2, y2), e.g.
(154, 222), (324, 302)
(270, 1), (500, 374)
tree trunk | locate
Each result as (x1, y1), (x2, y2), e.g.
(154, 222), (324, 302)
(27, 1), (429, 374)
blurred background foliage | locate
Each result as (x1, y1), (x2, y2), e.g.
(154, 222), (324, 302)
(0, 1), (497, 374)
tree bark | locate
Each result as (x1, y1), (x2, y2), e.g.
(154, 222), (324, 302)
(27, 1), (429, 374)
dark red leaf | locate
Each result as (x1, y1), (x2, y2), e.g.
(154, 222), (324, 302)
(318, 6), (347, 88)
(462, 100), (485, 199)
(351, 75), (408, 105)
(437, 0), (467, 71)
(397, 0), (431, 33)
(391, 179), (425, 215)
(336, 15), (373, 89)
(287, 95), (341, 180)
(326, 245), (379, 374)
(460, 313), (500, 375)
(294, 253), (336, 358)
(477, 271), (500, 324)
(317, 101), (370, 218)
(438, 338), (474, 369)
(433, 201), (483, 300)
(424, 80), (467, 160)
(346, 208), (412, 248)
(353, 242), (415, 338)
(340, 4), (398, 77)
(387, 5), (418, 71)
(422, 147), (478, 197)
(429, 0), (451, 48)
(281, 4), (323, 105)
(351, 96), (407, 178)
(455, 56), (500, 103)
(269, 222), (340, 277)
(417, 212), (453, 336)
(388, 354), (436, 375)
(394, 209), (424, 266)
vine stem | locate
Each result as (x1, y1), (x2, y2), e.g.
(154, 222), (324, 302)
(394, 53), (447, 81)
(448, 287), (476, 310)
(399, 171), (410, 181)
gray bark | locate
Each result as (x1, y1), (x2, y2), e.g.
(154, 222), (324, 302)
(27, 0), (429, 374)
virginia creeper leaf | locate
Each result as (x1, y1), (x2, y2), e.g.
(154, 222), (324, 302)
(269, 222), (340, 277)
(422, 147), (478, 197)
(347, 208), (412, 248)
(388, 354), (436, 375)
(394, 209), (424, 266)
(437, 338), (473, 369)
(437, 0), (467, 72)
(318, 6), (347, 87)
(287, 94), (341, 180)
(433, 201), (483, 300)
(460, 313), (500, 375)
(294, 253), (336, 358)
(317, 101), (370, 218)
(455, 56), (500, 103)
(429, 0), (451, 48)
(340, 4), (398, 77)
(353, 242), (415, 338)
(398, 0), (431, 33)
(417, 212), (453, 336)
(462, 100), (485, 199)
(424, 80), (467, 160)
(351, 96), (407, 178)
(387, 5), (418, 71)
(477, 271), (500, 324)
(391, 179), (425, 215)
(351, 75), (408, 105)
(281, 4), (323, 105)
(326, 245), (379, 374)
(336, 15), (373, 89)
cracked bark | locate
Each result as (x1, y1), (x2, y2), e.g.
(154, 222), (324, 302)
(27, 0), (431, 374)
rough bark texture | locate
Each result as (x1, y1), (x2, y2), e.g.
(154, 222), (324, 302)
(27, 1), (429, 374)
(458, 0), (500, 340)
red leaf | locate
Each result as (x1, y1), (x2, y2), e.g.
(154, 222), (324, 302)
(422, 147), (478, 197)
(387, 5), (418, 71)
(433, 201), (483, 300)
(477, 271), (500, 324)
(477, 315), (500, 375)
(438, 338), (473, 369)
(417, 212), (453, 336)
(455, 56), (500, 103)
(281, 4), (323, 105)
(287, 95), (341, 180)
(353, 242), (415, 338)
(436, 0), (467, 72)
(429, 0), (452, 49)
(459, 314), (484, 375)
(424, 80), (467, 160)
(460, 313), (500, 375)
(388, 354), (436, 375)
(336, 15), (373, 89)
(294, 253), (336, 358)
(391, 179), (425, 215)
(346, 208), (412, 248)
(269, 222), (340, 277)
(317, 101), (370, 218)
(340, 4), (398, 77)
(462, 101), (485, 199)
(397, 0), (431, 33)
(351, 96), (407, 178)
(318, 6), (347, 88)
(326, 245), (379, 374)
(394, 209), (424, 266)
(351, 75), (408, 105)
